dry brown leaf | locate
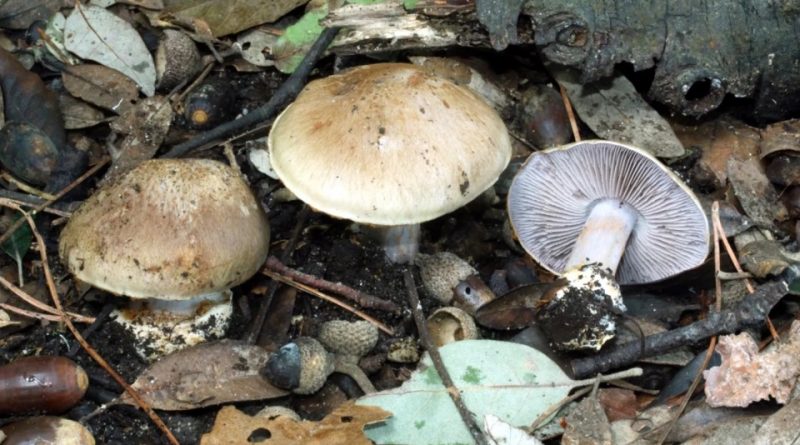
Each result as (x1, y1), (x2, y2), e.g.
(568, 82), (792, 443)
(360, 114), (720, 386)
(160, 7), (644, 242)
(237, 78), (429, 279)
(749, 395), (800, 445)
(704, 320), (800, 407)
(727, 156), (788, 228)
(759, 119), (800, 158)
(673, 117), (761, 186)
(562, 393), (612, 445)
(123, 340), (289, 411)
(597, 388), (638, 422)
(62, 64), (138, 114)
(163, 0), (308, 37)
(59, 94), (106, 130)
(200, 402), (391, 445)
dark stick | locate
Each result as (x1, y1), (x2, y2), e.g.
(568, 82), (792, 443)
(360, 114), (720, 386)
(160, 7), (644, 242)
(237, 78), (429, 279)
(404, 269), (490, 445)
(264, 256), (401, 313)
(571, 279), (789, 378)
(245, 205), (310, 345)
(161, 27), (340, 159)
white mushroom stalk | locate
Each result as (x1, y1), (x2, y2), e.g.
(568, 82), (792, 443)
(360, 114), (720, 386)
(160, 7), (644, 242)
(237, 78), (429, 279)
(367, 223), (421, 264)
(565, 199), (638, 273)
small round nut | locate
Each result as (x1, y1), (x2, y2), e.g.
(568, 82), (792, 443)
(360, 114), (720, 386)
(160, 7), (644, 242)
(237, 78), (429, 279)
(426, 306), (479, 347)
(155, 29), (202, 91)
(264, 337), (334, 395)
(415, 252), (477, 304)
(318, 320), (379, 358)
(387, 337), (420, 364)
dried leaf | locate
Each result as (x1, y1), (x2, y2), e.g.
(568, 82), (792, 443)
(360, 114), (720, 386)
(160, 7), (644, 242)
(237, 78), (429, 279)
(410, 56), (511, 111)
(0, 0), (61, 29)
(62, 64), (138, 114)
(236, 28), (278, 67)
(64, 4), (156, 96)
(553, 68), (684, 158)
(749, 396), (800, 445)
(727, 156), (788, 228)
(475, 283), (551, 330)
(485, 415), (544, 445)
(703, 321), (800, 407)
(163, 0), (308, 37)
(104, 95), (173, 182)
(91, 0), (164, 9)
(759, 119), (800, 158)
(609, 405), (674, 444)
(738, 239), (797, 278)
(123, 340), (289, 410)
(597, 389), (638, 422)
(0, 47), (65, 151)
(200, 402), (391, 445)
(59, 94), (106, 129)
(562, 394), (612, 445)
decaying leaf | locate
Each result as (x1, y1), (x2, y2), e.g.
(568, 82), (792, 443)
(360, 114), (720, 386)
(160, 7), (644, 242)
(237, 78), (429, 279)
(727, 156), (788, 228)
(759, 118), (800, 158)
(104, 95), (173, 182)
(236, 28), (278, 67)
(738, 239), (800, 278)
(562, 393), (612, 445)
(123, 340), (289, 410)
(59, 94), (106, 129)
(200, 402), (390, 445)
(552, 68), (685, 158)
(163, 0), (307, 38)
(609, 405), (674, 444)
(485, 415), (544, 445)
(272, 5), (327, 74)
(62, 64), (139, 114)
(748, 396), (800, 445)
(673, 117), (761, 187)
(703, 321), (800, 407)
(409, 56), (512, 111)
(64, 4), (156, 96)
(669, 403), (771, 444)
(475, 283), (551, 330)
(0, 0), (61, 29)
(91, 0), (165, 9)
(357, 340), (610, 445)
(0, 47), (65, 151)
(597, 388), (638, 422)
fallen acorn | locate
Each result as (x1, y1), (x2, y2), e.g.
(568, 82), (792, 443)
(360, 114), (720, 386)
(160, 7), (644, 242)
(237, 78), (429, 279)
(415, 251), (478, 304)
(0, 416), (94, 445)
(317, 319), (379, 360)
(0, 356), (88, 416)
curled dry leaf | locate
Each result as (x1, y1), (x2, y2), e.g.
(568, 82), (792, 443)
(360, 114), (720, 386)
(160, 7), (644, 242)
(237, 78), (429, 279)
(64, 4), (156, 96)
(122, 340), (289, 411)
(62, 64), (139, 114)
(759, 118), (800, 158)
(704, 320), (800, 407)
(104, 95), (173, 182)
(200, 402), (390, 445)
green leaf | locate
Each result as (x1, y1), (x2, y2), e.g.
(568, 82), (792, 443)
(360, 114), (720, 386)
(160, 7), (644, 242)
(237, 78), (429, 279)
(356, 340), (577, 445)
(1, 213), (31, 262)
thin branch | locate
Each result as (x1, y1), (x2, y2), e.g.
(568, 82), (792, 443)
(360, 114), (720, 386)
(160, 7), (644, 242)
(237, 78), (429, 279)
(558, 83), (580, 142)
(404, 269), (490, 445)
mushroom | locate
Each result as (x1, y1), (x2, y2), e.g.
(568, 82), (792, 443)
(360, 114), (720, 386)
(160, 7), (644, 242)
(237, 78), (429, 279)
(268, 63), (512, 263)
(507, 140), (709, 349)
(59, 159), (270, 360)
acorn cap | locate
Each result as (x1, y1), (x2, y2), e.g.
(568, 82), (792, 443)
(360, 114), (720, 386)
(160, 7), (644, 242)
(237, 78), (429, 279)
(59, 159), (270, 300)
(426, 306), (479, 347)
(155, 29), (202, 91)
(508, 140), (709, 284)
(317, 320), (379, 358)
(268, 63), (512, 225)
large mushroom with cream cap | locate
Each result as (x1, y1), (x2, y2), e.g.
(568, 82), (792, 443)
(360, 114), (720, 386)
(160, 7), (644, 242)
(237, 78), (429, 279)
(507, 140), (709, 350)
(59, 159), (270, 360)
(268, 63), (512, 263)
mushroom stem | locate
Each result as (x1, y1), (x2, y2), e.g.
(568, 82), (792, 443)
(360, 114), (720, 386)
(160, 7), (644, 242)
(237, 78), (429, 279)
(363, 224), (421, 264)
(145, 291), (228, 314)
(565, 199), (638, 273)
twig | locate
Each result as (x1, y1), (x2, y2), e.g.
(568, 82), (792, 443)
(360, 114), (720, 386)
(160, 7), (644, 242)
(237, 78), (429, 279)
(558, 83), (580, 142)
(263, 256), (400, 313)
(404, 269), (490, 445)
(264, 270), (394, 336)
(528, 386), (591, 432)
(569, 279), (789, 378)
(67, 303), (116, 357)
(162, 27), (340, 158)
(246, 205), (310, 344)
(1, 171), (56, 200)
(0, 301), (69, 322)
(0, 275), (93, 323)
(0, 157), (109, 247)
(20, 203), (179, 445)
(0, 189), (75, 215)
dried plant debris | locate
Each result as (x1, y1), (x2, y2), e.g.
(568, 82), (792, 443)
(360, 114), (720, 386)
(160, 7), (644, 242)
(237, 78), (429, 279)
(200, 402), (390, 445)
(64, 4), (156, 96)
(738, 239), (800, 278)
(747, 396), (800, 444)
(552, 68), (684, 158)
(759, 118), (800, 158)
(609, 405), (675, 444)
(562, 392), (612, 445)
(727, 156), (788, 229)
(485, 414), (544, 445)
(163, 0), (308, 38)
(59, 94), (106, 130)
(704, 321), (800, 407)
(122, 340), (288, 410)
(62, 64), (139, 114)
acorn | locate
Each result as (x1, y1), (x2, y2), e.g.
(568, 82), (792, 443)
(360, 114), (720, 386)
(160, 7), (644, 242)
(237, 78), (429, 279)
(155, 29), (202, 91)
(317, 320), (379, 360)
(415, 252), (478, 304)
(452, 275), (496, 315)
(0, 121), (59, 186)
(263, 337), (334, 395)
(1, 416), (94, 445)
(0, 356), (89, 415)
(256, 405), (301, 421)
(426, 306), (479, 347)
(184, 78), (236, 130)
(386, 337), (420, 364)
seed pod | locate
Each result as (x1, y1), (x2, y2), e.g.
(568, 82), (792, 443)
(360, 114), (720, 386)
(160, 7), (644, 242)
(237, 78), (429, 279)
(0, 356), (88, 415)
(1, 416), (94, 445)
(263, 337), (334, 395)
(0, 121), (59, 186)
(317, 320), (379, 359)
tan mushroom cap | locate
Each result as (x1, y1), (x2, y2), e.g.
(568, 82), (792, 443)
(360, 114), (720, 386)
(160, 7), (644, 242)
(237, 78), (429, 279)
(268, 63), (512, 225)
(59, 159), (270, 300)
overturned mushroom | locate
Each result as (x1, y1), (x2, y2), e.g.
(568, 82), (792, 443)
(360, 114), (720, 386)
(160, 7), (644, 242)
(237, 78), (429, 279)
(268, 63), (512, 263)
(59, 159), (270, 360)
(508, 141), (709, 349)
